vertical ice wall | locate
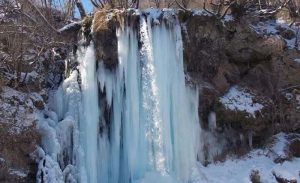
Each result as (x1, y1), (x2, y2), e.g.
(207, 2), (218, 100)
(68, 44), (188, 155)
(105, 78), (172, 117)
(39, 11), (201, 183)
(96, 14), (201, 183)
(77, 44), (101, 183)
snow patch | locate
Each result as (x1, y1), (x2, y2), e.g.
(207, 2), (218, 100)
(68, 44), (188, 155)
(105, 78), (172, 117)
(219, 86), (264, 117)
(0, 86), (39, 134)
(294, 58), (300, 63)
(296, 95), (300, 109)
(193, 133), (300, 183)
(250, 21), (279, 35)
(192, 9), (213, 16)
(250, 19), (299, 50)
(285, 92), (293, 100)
(9, 169), (27, 178)
(223, 15), (234, 22)
(58, 21), (81, 33)
(268, 133), (289, 158)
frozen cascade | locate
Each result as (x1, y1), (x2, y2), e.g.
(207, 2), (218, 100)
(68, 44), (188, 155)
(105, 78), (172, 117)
(39, 13), (201, 183)
(96, 16), (201, 182)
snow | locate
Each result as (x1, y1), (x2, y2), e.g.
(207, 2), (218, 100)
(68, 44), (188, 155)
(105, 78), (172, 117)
(250, 21), (279, 35)
(223, 15), (234, 22)
(0, 86), (38, 133)
(58, 21), (81, 33)
(219, 86), (264, 117)
(283, 92), (300, 109)
(250, 19), (299, 50)
(193, 133), (300, 183)
(296, 95), (300, 109)
(294, 58), (300, 63)
(276, 17), (287, 24)
(285, 92), (294, 100)
(197, 156), (300, 183)
(192, 9), (213, 16)
(106, 12), (114, 21)
(9, 169), (28, 178)
(20, 71), (39, 83)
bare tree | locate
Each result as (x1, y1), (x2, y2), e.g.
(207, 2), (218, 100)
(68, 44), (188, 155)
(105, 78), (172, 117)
(0, 0), (86, 88)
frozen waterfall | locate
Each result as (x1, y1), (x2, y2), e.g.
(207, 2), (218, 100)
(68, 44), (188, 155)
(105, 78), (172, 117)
(39, 12), (201, 183)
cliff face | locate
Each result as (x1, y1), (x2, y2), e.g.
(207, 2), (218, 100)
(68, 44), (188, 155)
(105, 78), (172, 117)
(92, 9), (300, 151)
(181, 12), (300, 144)
(0, 31), (67, 182)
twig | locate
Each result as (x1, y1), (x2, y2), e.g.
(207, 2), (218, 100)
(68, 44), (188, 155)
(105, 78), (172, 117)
(24, 0), (59, 34)
(175, 0), (190, 12)
(279, 85), (300, 92)
(203, 0), (216, 16)
(258, 0), (292, 16)
(219, 1), (235, 19)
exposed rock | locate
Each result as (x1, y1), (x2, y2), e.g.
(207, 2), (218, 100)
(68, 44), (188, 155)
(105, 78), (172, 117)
(0, 86), (43, 182)
(180, 11), (300, 148)
(273, 171), (297, 183)
(250, 169), (261, 183)
(289, 139), (300, 157)
(30, 93), (45, 110)
(0, 123), (40, 183)
(93, 10), (123, 69)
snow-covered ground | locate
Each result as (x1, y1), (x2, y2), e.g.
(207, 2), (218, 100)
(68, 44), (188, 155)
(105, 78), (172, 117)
(219, 86), (264, 117)
(193, 133), (300, 183)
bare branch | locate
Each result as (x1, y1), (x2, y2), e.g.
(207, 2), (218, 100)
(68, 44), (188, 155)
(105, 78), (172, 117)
(175, 0), (189, 11)
(204, 0), (216, 16)
(75, 0), (86, 18)
(24, 0), (59, 33)
(219, 1), (235, 19)
(258, 0), (292, 16)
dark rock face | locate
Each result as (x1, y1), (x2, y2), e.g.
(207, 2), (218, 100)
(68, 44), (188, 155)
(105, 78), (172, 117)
(289, 139), (300, 157)
(0, 123), (39, 183)
(180, 13), (300, 148)
(93, 11), (120, 69)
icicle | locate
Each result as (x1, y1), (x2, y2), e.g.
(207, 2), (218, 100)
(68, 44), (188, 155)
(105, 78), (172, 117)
(77, 43), (101, 183)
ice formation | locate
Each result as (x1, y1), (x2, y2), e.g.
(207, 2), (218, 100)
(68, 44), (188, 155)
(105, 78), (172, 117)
(37, 11), (201, 183)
